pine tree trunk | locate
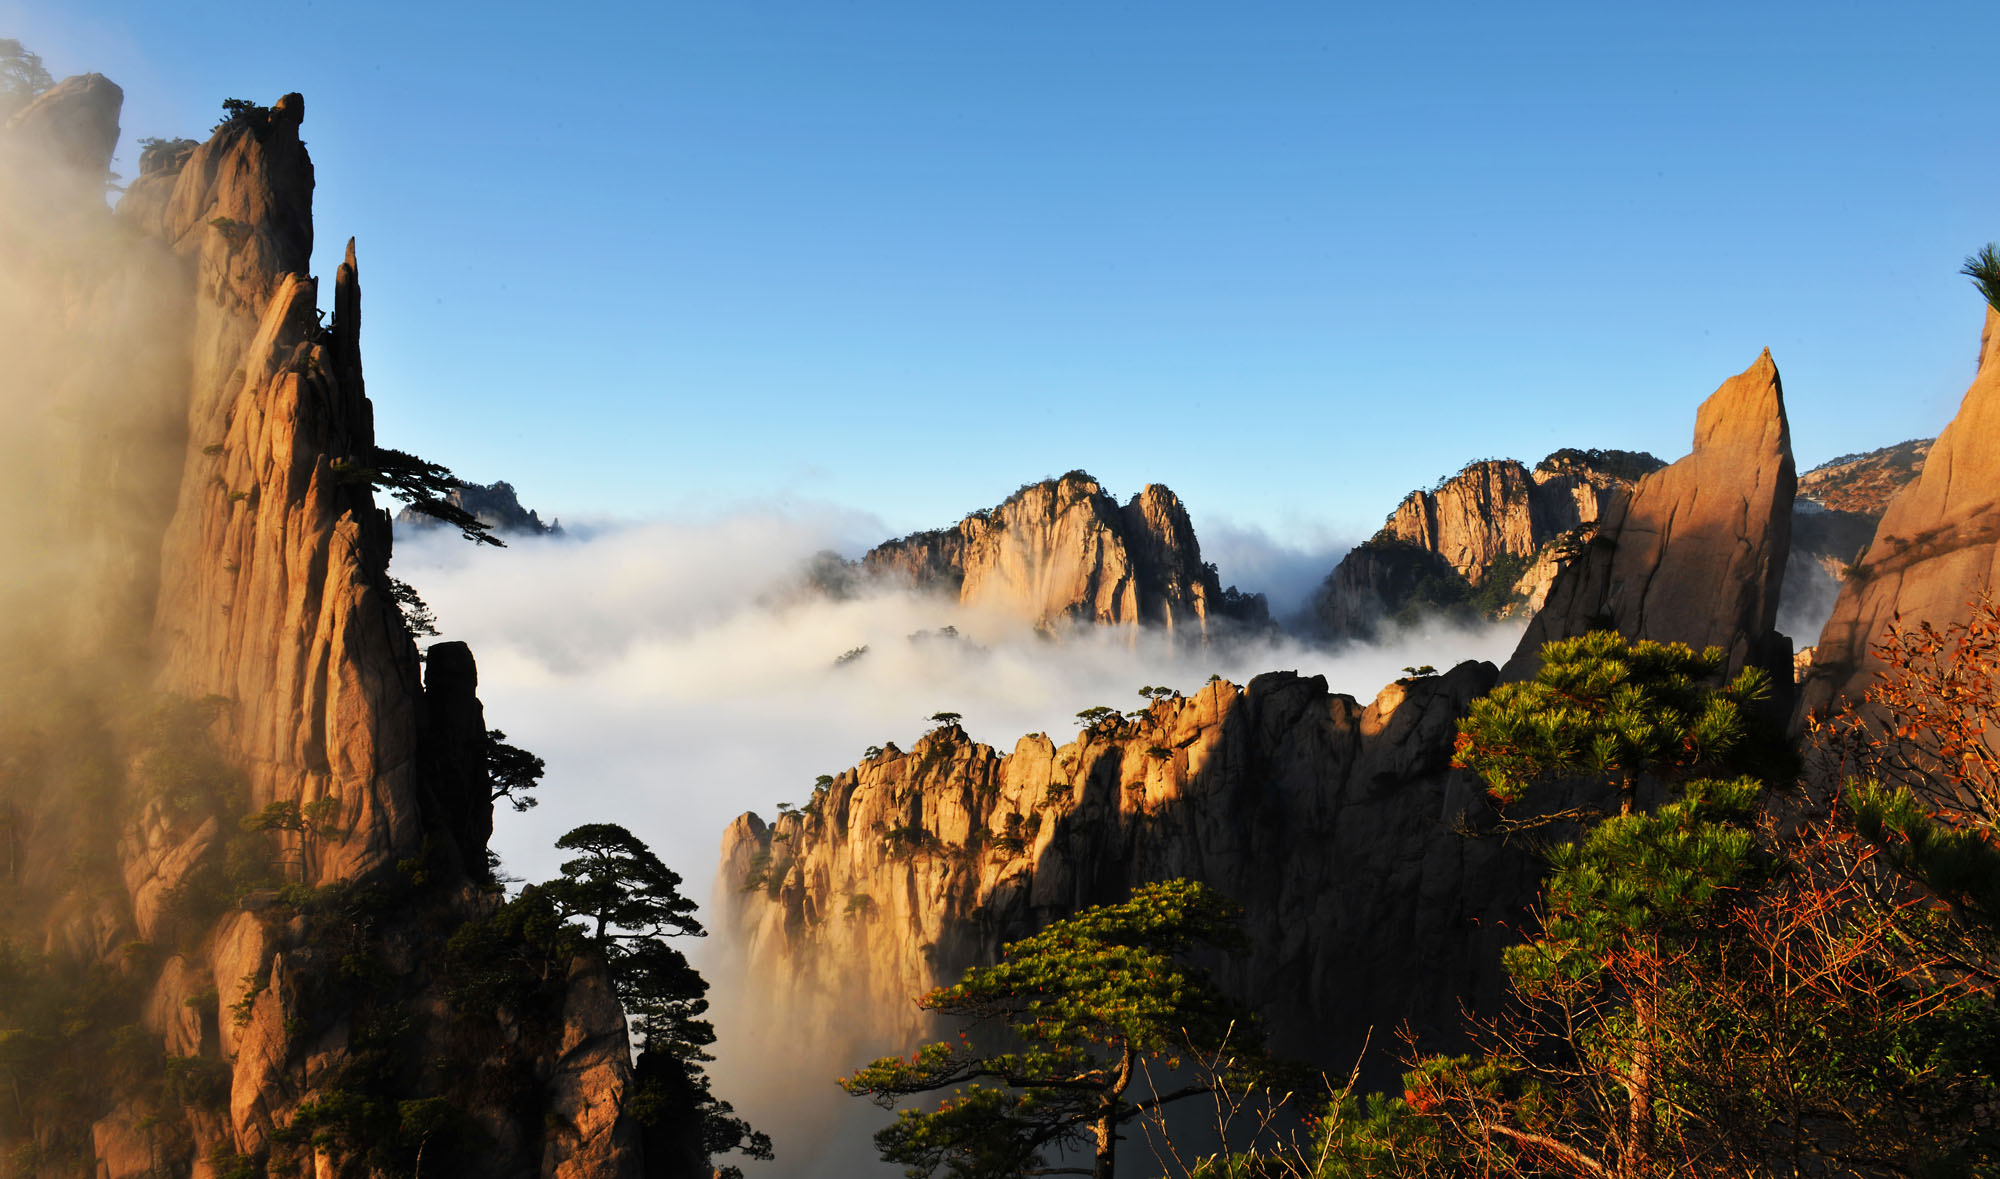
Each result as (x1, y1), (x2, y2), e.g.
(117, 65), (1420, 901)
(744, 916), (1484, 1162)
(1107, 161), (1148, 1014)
(1625, 990), (1654, 1178)
(1093, 1044), (1136, 1179)
(1092, 1114), (1116, 1179)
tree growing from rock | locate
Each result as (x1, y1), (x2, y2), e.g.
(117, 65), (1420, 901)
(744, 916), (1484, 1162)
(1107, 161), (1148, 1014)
(541, 823), (771, 1173)
(1227, 629), (2000, 1177)
(485, 729), (543, 812)
(0, 39), (51, 120)
(842, 879), (1284, 1179)
(1963, 243), (2000, 313)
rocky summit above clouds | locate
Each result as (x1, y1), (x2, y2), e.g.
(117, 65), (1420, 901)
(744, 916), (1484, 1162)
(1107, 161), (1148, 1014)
(717, 350), (1852, 1096)
(3, 78), (685, 1177)
(847, 471), (1267, 635)
(717, 336), (2000, 1119)
(396, 479), (562, 537)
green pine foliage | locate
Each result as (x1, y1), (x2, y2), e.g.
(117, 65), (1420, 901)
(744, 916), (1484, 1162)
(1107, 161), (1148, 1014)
(1208, 627), (2000, 1176)
(1962, 243), (2000, 313)
(1452, 630), (1771, 806)
(447, 824), (770, 1172)
(843, 879), (1286, 1179)
(0, 39), (51, 121)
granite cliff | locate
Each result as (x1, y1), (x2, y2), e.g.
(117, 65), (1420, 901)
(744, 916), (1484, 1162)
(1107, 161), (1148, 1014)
(720, 663), (1536, 1076)
(1504, 350), (1796, 691)
(856, 472), (1266, 636)
(717, 354), (1809, 1089)
(1311, 408), (1914, 651)
(1310, 449), (1662, 639)
(1801, 310), (2000, 714)
(0, 78), (689, 1178)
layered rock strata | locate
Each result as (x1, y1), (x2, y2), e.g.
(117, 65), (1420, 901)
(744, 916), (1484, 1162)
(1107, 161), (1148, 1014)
(2, 80), (670, 1177)
(1503, 351), (1797, 688)
(861, 473), (1255, 636)
(720, 663), (1553, 1078)
(1801, 311), (2000, 713)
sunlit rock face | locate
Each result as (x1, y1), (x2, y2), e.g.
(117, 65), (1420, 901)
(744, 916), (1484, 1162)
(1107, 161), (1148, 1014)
(2, 78), (668, 1176)
(861, 472), (1229, 636)
(1802, 310), (2000, 715)
(719, 662), (1552, 1078)
(1503, 351), (1797, 689)
(1798, 437), (1931, 517)
(1312, 450), (1660, 640)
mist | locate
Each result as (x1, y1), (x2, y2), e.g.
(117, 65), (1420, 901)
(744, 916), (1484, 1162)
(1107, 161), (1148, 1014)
(392, 508), (1526, 1177)
(0, 76), (191, 683)
(393, 511), (1521, 907)
(1191, 516), (1353, 620)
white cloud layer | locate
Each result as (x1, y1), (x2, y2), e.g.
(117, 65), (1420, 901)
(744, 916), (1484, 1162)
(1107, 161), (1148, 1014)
(393, 507), (1524, 1177)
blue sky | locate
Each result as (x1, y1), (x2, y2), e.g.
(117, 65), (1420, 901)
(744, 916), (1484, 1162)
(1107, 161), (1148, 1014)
(11, 1), (1999, 559)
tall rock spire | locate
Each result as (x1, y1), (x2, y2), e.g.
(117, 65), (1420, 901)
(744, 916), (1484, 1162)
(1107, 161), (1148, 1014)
(1504, 350), (1796, 689)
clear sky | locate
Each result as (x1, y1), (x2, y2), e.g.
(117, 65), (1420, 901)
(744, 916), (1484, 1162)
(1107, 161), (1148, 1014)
(10, 1), (2000, 554)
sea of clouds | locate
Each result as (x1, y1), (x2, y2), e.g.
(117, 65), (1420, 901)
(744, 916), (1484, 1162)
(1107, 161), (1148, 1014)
(392, 507), (1526, 1177)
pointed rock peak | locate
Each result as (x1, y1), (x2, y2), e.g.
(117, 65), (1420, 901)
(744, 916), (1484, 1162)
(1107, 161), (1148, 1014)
(1692, 349), (1788, 458)
(1504, 350), (1795, 686)
(1980, 305), (2000, 376)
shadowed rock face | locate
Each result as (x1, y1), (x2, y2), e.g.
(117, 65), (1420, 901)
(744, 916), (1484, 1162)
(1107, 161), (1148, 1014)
(4, 79), (664, 1177)
(862, 472), (1227, 636)
(1504, 351), (1797, 688)
(720, 662), (1552, 1081)
(1802, 310), (2000, 714)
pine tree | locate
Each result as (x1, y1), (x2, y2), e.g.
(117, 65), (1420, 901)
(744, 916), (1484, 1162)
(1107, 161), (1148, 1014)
(843, 879), (1285, 1179)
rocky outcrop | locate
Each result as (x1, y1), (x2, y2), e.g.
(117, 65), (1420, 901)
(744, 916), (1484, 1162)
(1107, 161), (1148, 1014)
(1504, 351), (1796, 687)
(861, 472), (1242, 636)
(4, 72), (122, 197)
(1312, 539), (1470, 638)
(1801, 311), (2000, 713)
(1798, 438), (1932, 516)
(1312, 450), (1660, 639)
(1, 79), (674, 1177)
(397, 479), (562, 537)
(719, 663), (1553, 1078)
